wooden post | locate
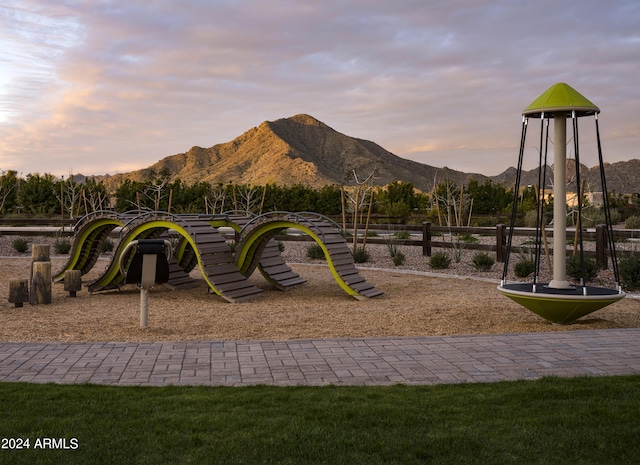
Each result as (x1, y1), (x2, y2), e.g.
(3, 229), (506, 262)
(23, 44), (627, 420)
(422, 221), (432, 256)
(64, 270), (82, 297)
(595, 224), (608, 270)
(32, 244), (50, 263)
(496, 224), (506, 263)
(8, 278), (29, 307)
(30, 262), (52, 305)
(30, 244), (52, 305)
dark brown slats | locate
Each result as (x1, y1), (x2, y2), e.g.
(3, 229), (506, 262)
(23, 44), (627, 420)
(266, 270), (303, 281)
(259, 264), (292, 275)
(277, 277), (307, 287)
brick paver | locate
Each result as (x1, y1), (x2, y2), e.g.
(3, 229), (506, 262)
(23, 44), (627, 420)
(1, 329), (639, 386)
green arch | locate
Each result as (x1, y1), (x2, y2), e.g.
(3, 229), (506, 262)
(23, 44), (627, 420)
(90, 220), (228, 297)
(235, 220), (360, 298)
(53, 217), (124, 282)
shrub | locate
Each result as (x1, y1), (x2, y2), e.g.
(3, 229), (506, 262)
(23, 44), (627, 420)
(277, 241), (285, 252)
(472, 252), (495, 271)
(514, 257), (535, 278)
(429, 252), (451, 270)
(54, 237), (72, 254)
(352, 246), (370, 264)
(306, 243), (325, 260)
(581, 208), (620, 228)
(619, 253), (640, 291)
(392, 251), (406, 267)
(394, 231), (411, 240)
(624, 215), (640, 230)
(100, 239), (114, 254)
(566, 255), (598, 283)
(12, 238), (29, 253)
(524, 210), (539, 228)
(460, 233), (478, 243)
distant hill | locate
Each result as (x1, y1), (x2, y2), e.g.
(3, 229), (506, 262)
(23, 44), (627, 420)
(101, 114), (487, 193)
(492, 159), (640, 195)
(100, 113), (639, 194)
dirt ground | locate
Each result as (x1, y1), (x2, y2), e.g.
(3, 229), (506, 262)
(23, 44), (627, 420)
(1, 257), (639, 343)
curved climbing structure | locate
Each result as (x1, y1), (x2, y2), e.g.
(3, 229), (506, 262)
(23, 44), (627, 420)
(56, 210), (382, 302)
(235, 212), (383, 300)
(53, 211), (124, 283)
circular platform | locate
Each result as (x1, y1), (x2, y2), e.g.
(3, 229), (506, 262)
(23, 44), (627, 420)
(498, 283), (625, 325)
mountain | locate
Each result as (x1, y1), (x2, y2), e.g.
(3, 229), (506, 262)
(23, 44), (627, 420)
(492, 159), (640, 195)
(100, 113), (638, 194)
(101, 114), (487, 193)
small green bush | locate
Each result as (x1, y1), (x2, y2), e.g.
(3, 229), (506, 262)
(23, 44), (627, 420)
(12, 238), (29, 253)
(392, 251), (406, 267)
(566, 255), (598, 283)
(514, 257), (535, 278)
(460, 233), (478, 243)
(352, 246), (370, 264)
(472, 252), (495, 271)
(306, 243), (325, 260)
(619, 253), (640, 291)
(624, 215), (640, 230)
(277, 241), (285, 252)
(100, 239), (114, 254)
(429, 252), (451, 270)
(394, 231), (411, 240)
(54, 237), (72, 254)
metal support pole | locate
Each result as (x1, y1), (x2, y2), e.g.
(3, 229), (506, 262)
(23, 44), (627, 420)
(549, 115), (571, 289)
(140, 287), (149, 328)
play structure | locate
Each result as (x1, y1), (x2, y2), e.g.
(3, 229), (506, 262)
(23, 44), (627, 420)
(53, 210), (383, 303)
(498, 82), (625, 324)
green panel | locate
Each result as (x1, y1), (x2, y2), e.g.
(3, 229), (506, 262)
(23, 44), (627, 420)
(523, 82), (599, 117)
(498, 287), (623, 324)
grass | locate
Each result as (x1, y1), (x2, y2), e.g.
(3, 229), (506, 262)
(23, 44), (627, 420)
(1, 376), (640, 464)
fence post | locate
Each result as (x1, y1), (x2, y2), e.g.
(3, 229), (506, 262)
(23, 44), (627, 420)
(422, 221), (431, 256)
(496, 224), (506, 262)
(595, 224), (608, 270)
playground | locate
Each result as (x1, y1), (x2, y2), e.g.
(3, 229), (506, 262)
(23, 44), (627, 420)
(1, 241), (639, 343)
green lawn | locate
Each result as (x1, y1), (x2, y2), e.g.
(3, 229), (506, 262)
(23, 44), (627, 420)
(1, 376), (639, 464)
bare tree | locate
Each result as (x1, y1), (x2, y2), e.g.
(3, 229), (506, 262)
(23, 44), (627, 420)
(0, 170), (18, 213)
(55, 172), (83, 219)
(205, 184), (228, 214)
(342, 167), (378, 253)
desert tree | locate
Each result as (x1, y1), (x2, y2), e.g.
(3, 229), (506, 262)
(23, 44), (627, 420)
(0, 169), (19, 213)
(342, 167), (378, 253)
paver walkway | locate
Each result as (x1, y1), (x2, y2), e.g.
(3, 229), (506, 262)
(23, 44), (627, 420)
(1, 329), (639, 387)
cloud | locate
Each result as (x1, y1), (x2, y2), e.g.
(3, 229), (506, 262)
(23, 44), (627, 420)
(1, 0), (639, 178)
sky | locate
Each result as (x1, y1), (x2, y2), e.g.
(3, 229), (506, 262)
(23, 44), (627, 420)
(1, 0), (639, 179)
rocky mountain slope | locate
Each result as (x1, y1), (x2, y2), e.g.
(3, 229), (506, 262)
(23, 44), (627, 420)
(100, 114), (638, 194)
(101, 114), (487, 192)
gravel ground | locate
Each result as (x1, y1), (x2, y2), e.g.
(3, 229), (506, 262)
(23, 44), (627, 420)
(1, 233), (638, 343)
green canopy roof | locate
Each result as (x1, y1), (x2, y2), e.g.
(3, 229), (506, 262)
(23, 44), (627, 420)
(523, 82), (599, 118)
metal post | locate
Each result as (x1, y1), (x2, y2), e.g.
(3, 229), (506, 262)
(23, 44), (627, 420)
(549, 115), (571, 289)
(140, 288), (149, 328)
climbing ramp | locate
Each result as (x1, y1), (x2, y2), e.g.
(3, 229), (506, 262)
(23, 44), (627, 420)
(53, 210), (124, 283)
(86, 212), (263, 303)
(235, 212), (383, 300)
(207, 212), (307, 291)
(57, 211), (382, 302)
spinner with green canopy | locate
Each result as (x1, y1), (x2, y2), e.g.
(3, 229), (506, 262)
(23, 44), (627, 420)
(497, 83), (625, 324)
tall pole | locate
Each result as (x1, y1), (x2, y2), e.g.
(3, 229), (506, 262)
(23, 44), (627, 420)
(549, 115), (571, 289)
